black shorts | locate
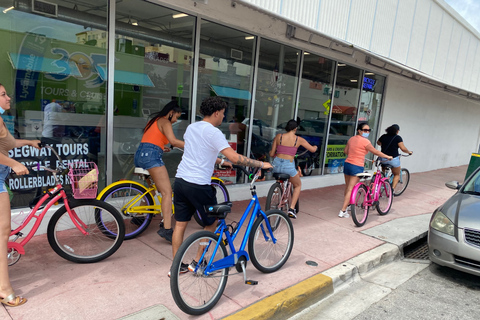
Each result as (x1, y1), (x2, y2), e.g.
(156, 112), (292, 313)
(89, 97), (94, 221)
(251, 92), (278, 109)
(173, 178), (217, 226)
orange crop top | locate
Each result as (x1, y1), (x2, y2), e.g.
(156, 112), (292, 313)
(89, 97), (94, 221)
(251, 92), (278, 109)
(345, 135), (371, 167)
(141, 120), (169, 150)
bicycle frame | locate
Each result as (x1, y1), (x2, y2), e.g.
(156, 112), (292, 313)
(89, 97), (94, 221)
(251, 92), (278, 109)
(9, 183), (88, 255)
(199, 178), (275, 275)
(349, 163), (389, 206)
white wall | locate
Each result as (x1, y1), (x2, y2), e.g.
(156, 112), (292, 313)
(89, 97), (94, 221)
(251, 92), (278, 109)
(381, 75), (480, 173)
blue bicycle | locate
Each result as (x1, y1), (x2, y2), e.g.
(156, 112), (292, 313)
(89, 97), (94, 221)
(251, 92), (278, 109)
(170, 166), (294, 315)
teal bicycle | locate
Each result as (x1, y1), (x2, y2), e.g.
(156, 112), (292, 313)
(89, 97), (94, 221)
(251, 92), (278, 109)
(170, 165), (294, 315)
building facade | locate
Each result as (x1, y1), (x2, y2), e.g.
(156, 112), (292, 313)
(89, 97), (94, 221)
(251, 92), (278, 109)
(1, 0), (479, 208)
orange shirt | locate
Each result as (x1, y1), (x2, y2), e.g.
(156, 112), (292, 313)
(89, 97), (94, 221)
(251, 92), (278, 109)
(141, 120), (169, 150)
(345, 135), (371, 167)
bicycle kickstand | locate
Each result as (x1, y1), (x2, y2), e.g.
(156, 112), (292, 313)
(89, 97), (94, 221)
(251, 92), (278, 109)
(241, 260), (258, 285)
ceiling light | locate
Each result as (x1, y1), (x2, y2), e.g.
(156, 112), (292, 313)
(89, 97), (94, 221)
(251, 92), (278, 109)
(172, 13), (188, 19)
(244, 36), (254, 40)
(350, 79), (358, 82)
(132, 21), (138, 26)
(365, 72), (375, 75)
(304, 52), (310, 55)
(338, 63), (346, 67)
(3, 6), (14, 13)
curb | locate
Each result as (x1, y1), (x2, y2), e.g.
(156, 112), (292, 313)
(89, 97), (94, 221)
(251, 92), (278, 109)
(223, 243), (402, 320)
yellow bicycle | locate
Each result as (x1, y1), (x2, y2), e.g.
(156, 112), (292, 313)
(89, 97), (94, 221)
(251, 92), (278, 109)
(97, 167), (230, 240)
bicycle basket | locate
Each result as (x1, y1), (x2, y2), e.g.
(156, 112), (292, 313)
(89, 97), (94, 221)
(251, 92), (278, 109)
(68, 162), (98, 199)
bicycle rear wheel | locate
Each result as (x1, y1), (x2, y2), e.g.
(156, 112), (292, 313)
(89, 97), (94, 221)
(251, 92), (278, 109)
(98, 182), (155, 240)
(351, 184), (369, 227)
(193, 179), (230, 227)
(170, 231), (229, 315)
(248, 209), (294, 273)
(393, 168), (410, 196)
(376, 180), (393, 215)
(47, 199), (125, 263)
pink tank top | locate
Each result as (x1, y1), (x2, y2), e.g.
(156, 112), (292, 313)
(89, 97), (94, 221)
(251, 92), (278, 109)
(276, 134), (298, 156)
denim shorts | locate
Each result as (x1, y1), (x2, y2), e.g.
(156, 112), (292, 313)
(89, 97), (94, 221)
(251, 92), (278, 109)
(378, 156), (400, 168)
(344, 162), (364, 176)
(0, 164), (9, 194)
(134, 143), (165, 170)
(272, 157), (298, 177)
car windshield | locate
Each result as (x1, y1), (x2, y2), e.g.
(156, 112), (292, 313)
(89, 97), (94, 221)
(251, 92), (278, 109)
(463, 169), (480, 195)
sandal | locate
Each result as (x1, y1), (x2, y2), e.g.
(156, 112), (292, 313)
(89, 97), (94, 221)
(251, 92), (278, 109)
(1, 293), (27, 307)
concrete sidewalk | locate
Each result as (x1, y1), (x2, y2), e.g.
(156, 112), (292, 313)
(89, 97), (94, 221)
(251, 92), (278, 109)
(1, 165), (466, 320)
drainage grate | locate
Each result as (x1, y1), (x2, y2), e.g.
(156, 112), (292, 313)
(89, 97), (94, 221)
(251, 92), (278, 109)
(403, 236), (429, 260)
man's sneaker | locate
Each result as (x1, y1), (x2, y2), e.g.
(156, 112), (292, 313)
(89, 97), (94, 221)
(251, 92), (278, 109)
(338, 210), (349, 218)
(157, 228), (173, 243)
(188, 259), (207, 272)
(168, 263), (189, 277)
(288, 208), (297, 219)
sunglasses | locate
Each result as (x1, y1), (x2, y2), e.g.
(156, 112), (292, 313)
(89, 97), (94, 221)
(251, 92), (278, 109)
(361, 129), (371, 132)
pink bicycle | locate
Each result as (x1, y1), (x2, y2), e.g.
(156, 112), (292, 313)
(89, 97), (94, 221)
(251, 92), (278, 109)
(8, 144), (125, 266)
(350, 158), (393, 227)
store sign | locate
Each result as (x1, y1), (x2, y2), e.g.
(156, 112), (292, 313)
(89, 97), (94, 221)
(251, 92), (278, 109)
(363, 77), (376, 91)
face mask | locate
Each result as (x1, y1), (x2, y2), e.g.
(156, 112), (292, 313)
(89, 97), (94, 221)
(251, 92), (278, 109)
(362, 132), (369, 138)
(0, 107), (5, 115)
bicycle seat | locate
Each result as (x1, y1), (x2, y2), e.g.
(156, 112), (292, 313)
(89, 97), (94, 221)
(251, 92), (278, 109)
(356, 172), (372, 179)
(381, 163), (393, 169)
(273, 173), (290, 181)
(206, 202), (233, 219)
(134, 167), (150, 176)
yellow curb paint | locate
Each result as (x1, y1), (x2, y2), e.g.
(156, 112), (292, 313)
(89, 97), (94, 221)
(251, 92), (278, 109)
(223, 273), (333, 320)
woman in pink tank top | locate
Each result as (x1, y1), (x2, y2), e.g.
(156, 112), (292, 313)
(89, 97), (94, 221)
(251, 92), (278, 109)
(269, 119), (318, 219)
(338, 123), (392, 219)
(0, 83), (41, 307)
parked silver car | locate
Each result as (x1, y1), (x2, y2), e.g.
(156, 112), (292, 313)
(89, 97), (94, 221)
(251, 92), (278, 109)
(428, 166), (480, 276)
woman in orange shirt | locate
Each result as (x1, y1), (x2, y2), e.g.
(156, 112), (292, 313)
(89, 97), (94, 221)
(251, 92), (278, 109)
(134, 101), (185, 242)
(339, 123), (392, 218)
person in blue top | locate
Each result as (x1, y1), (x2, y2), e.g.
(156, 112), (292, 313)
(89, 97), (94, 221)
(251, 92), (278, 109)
(377, 124), (413, 192)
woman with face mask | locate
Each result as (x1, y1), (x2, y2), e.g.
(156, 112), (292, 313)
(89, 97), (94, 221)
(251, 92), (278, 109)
(134, 101), (185, 242)
(0, 84), (41, 307)
(377, 124), (413, 192)
(338, 123), (392, 219)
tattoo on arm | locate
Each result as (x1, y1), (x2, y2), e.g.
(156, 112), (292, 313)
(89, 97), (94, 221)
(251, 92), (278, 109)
(236, 155), (262, 168)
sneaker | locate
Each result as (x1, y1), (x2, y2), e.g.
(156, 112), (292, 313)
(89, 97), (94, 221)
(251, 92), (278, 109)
(168, 263), (189, 277)
(288, 208), (297, 219)
(157, 228), (173, 243)
(188, 259), (207, 272)
(338, 210), (349, 218)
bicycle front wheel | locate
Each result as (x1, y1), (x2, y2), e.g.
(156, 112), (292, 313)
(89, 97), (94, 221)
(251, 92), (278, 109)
(393, 168), (410, 196)
(248, 209), (294, 273)
(376, 180), (393, 215)
(351, 184), (369, 227)
(47, 199), (125, 263)
(170, 231), (229, 315)
(193, 179), (230, 228)
(301, 157), (314, 176)
(98, 182), (155, 239)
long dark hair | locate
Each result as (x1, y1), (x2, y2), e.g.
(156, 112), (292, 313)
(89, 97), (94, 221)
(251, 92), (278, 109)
(285, 119), (298, 132)
(144, 100), (181, 133)
(385, 124), (400, 135)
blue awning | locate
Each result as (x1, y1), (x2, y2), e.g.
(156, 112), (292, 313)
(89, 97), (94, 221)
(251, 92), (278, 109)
(8, 52), (154, 87)
(210, 85), (251, 100)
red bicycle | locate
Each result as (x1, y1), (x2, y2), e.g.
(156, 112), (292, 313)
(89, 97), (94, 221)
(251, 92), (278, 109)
(349, 158), (393, 227)
(8, 144), (125, 266)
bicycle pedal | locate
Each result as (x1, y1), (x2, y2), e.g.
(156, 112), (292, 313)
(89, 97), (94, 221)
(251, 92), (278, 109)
(245, 280), (258, 285)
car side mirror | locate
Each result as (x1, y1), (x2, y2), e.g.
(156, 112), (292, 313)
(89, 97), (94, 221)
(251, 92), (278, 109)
(445, 181), (460, 190)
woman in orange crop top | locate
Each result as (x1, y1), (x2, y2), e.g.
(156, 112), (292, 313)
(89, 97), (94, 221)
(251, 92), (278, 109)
(134, 101), (185, 243)
(0, 83), (41, 307)
(269, 119), (318, 219)
(338, 123), (392, 219)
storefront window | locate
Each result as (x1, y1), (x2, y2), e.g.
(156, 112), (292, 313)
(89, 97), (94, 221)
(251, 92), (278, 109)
(113, 2), (195, 183)
(196, 20), (255, 184)
(253, 39), (300, 173)
(359, 73), (386, 146)
(296, 53), (335, 176)
(1, 1), (107, 208)
(324, 64), (363, 175)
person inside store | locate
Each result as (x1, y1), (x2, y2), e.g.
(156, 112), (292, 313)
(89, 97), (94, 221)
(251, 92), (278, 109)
(170, 96), (271, 276)
(339, 123), (392, 218)
(376, 124), (413, 192)
(0, 83), (41, 307)
(269, 119), (318, 219)
(134, 100), (185, 243)
(42, 99), (64, 138)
